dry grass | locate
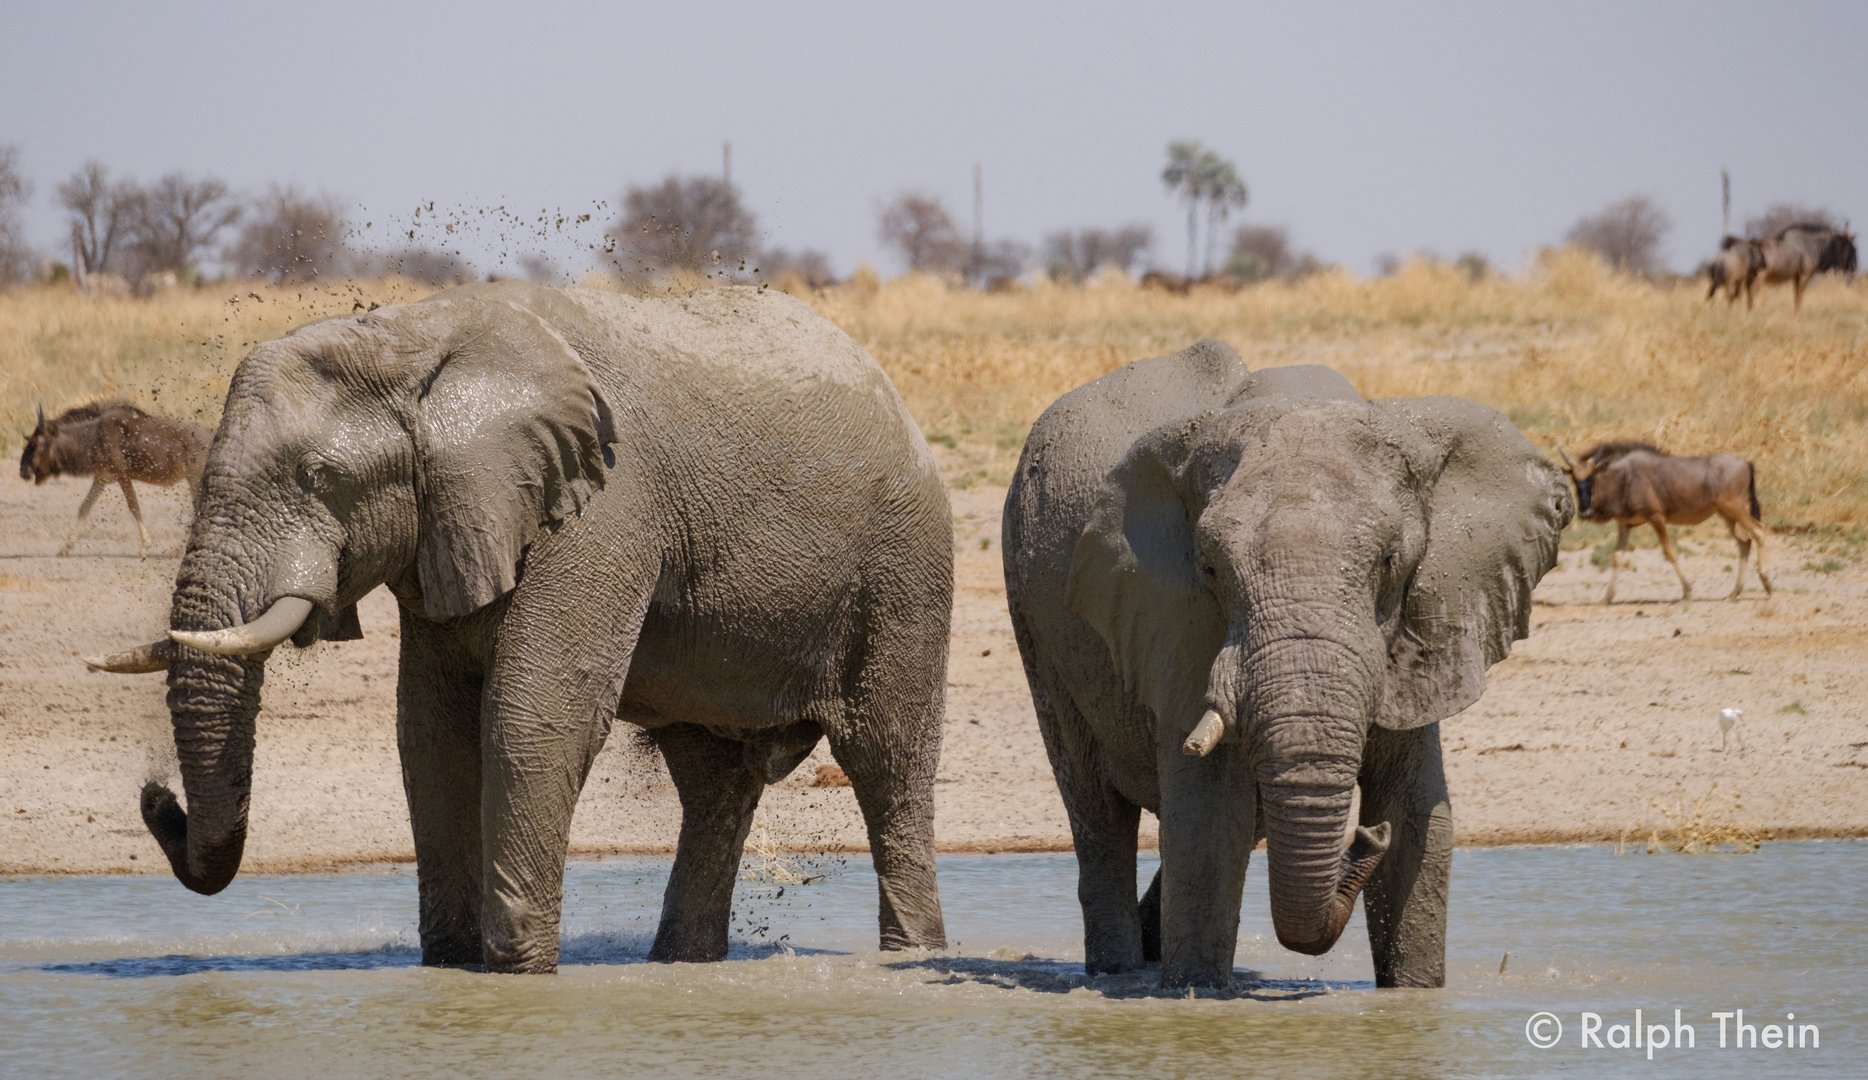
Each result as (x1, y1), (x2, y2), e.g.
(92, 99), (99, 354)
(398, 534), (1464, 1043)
(815, 250), (1868, 530)
(1617, 784), (1765, 855)
(6, 250), (1867, 530)
(0, 278), (438, 437)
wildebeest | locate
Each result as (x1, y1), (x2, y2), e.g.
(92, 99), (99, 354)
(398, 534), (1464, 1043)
(1705, 235), (1764, 308)
(1755, 224), (1858, 311)
(18, 402), (213, 557)
(1558, 441), (1771, 604)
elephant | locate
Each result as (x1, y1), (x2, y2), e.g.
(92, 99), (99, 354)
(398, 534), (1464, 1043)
(1002, 341), (1571, 989)
(89, 281), (952, 973)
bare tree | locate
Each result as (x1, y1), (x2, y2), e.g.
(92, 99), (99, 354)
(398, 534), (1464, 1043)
(1043, 225), (1153, 282)
(1223, 224), (1322, 282)
(226, 185), (348, 283)
(354, 246), (474, 285)
(1566, 195), (1672, 275)
(122, 173), (241, 280)
(971, 238), (1031, 286)
(514, 253), (562, 284)
(876, 192), (967, 275)
(761, 246), (836, 288)
(607, 174), (759, 279)
(56, 161), (137, 278)
(1745, 202), (1842, 240)
(0, 145), (31, 285)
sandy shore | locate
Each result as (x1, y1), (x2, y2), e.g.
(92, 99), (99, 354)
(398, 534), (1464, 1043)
(3, 465), (1865, 876)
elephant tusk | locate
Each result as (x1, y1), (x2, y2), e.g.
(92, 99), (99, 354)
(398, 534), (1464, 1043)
(1182, 709), (1226, 757)
(85, 638), (178, 673)
(168, 596), (315, 656)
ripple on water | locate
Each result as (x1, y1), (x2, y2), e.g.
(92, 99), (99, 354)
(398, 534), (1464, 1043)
(1, 845), (1864, 1078)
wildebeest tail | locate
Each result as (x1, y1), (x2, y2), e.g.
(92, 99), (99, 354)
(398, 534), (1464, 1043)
(1748, 462), (1762, 522)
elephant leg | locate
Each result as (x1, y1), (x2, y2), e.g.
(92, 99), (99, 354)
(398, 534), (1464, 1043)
(394, 609), (486, 967)
(647, 722), (766, 963)
(475, 499), (658, 973)
(824, 625), (948, 952)
(1359, 722), (1451, 989)
(1137, 867), (1162, 964)
(58, 475), (109, 556)
(1156, 737), (1254, 989)
(1031, 674), (1145, 973)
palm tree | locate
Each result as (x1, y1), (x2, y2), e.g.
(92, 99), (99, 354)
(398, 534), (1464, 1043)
(1199, 155), (1248, 277)
(1163, 140), (1207, 277)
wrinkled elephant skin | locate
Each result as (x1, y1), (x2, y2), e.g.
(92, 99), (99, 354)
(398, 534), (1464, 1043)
(104, 282), (951, 972)
(1003, 342), (1571, 988)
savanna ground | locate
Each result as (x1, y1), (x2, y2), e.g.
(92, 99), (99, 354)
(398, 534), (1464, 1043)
(3, 253), (1866, 875)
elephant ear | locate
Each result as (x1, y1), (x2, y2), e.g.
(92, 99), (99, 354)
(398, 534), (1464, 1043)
(1066, 426), (1226, 726)
(1374, 397), (1573, 729)
(407, 299), (616, 620)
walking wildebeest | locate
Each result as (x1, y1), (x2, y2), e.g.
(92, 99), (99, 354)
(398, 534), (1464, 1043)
(18, 402), (212, 558)
(1557, 441), (1771, 604)
(1705, 235), (1764, 309)
(1755, 224), (1858, 311)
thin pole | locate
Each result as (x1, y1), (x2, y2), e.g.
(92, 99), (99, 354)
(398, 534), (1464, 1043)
(724, 141), (733, 189)
(1722, 168), (1731, 237)
(972, 163), (984, 282)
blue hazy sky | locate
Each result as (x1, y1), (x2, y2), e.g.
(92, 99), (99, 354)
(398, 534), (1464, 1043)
(2, 1), (1862, 277)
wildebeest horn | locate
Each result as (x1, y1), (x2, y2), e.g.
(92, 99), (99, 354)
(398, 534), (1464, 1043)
(85, 638), (178, 673)
(35, 404), (44, 429)
(168, 596), (315, 656)
(1182, 709), (1227, 757)
(1556, 446), (1576, 472)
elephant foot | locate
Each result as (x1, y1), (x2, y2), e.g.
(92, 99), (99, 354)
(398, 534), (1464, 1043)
(1158, 962), (1234, 991)
(420, 936), (486, 969)
(648, 937), (729, 964)
(878, 925), (946, 952)
(481, 892), (559, 974)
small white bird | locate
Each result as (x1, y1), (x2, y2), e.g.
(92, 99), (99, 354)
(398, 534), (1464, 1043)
(1718, 708), (1742, 750)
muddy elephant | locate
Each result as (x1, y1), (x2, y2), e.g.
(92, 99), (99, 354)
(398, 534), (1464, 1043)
(91, 281), (952, 972)
(1003, 342), (1570, 988)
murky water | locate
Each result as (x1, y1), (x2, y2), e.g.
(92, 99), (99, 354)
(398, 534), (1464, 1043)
(1, 843), (1860, 1078)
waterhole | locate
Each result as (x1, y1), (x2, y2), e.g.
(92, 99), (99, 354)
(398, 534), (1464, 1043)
(1, 844), (1861, 1077)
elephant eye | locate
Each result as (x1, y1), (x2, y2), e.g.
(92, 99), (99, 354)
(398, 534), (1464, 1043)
(297, 457), (340, 494)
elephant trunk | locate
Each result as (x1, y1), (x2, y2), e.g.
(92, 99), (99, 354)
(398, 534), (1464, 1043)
(142, 537), (330, 895)
(148, 622), (264, 895)
(1259, 772), (1390, 954)
(1233, 618), (1390, 956)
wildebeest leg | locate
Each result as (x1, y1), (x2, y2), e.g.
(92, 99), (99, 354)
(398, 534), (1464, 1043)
(1794, 273), (1807, 312)
(57, 476), (110, 556)
(1605, 522), (1631, 604)
(118, 479), (150, 559)
(1747, 522), (1773, 596)
(1652, 517), (1690, 603)
(1728, 516), (1752, 601)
